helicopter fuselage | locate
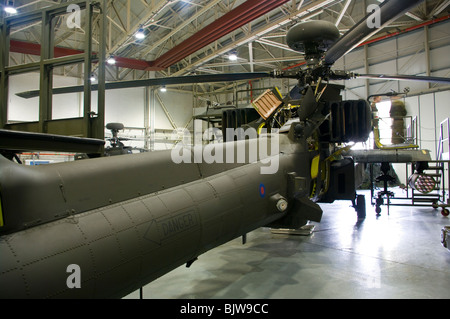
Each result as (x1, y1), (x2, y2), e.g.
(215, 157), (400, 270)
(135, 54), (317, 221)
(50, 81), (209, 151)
(0, 131), (320, 298)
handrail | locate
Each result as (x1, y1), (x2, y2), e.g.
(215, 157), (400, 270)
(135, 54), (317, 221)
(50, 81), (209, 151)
(373, 115), (419, 150)
(438, 118), (450, 161)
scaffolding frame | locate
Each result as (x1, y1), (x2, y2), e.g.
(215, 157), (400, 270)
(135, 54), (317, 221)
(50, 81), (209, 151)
(0, 0), (107, 153)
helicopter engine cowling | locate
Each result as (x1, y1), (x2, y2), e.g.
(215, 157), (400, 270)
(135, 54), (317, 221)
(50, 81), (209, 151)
(321, 100), (372, 144)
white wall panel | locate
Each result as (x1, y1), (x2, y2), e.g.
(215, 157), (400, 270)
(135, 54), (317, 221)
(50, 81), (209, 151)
(8, 73), (81, 122)
(397, 52), (427, 76)
(369, 59), (397, 75)
(397, 29), (424, 57)
(52, 76), (82, 120)
(368, 39), (397, 65)
(105, 88), (145, 128)
(91, 88), (148, 129)
(432, 67), (450, 77)
(369, 81), (399, 96)
(155, 91), (193, 130)
(435, 91), (450, 126)
(343, 47), (365, 70)
(429, 21), (450, 45)
(430, 46), (450, 71)
(419, 93), (437, 157)
(8, 73), (40, 122)
(404, 96), (419, 117)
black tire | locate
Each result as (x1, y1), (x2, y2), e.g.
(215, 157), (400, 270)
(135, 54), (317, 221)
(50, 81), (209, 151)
(356, 195), (366, 220)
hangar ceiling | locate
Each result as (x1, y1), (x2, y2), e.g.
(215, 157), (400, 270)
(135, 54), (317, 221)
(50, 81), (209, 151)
(5, 0), (450, 85)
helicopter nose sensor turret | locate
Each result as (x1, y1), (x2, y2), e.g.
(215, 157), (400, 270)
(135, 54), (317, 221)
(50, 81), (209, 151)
(287, 21), (340, 66)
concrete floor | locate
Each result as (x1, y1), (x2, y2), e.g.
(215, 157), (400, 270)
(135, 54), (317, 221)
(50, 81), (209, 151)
(124, 190), (450, 299)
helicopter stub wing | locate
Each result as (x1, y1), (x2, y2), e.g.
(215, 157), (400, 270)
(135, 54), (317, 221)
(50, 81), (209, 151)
(345, 149), (432, 164)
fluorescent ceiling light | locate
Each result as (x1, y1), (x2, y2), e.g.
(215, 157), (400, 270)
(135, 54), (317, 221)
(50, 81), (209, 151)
(135, 29), (146, 40)
(107, 57), (116, 65)
(228, 53), (238, 61)
(4, 5), (17, 14)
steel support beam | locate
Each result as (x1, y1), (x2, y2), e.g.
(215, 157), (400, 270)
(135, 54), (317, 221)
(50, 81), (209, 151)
(0, 20), (10, 129)
(0, 0), (105, 146)
(83, 1), (93, 138)
(38, 9), (55, 133)
(9, 39), (153, 70)
(335, 0), (352, 26)
(146, 0), (291, 70)
(424, 25), (431, 89)
(6, 0), (326, 73)
(171, 0), (336, 76)
(137, 0), (222, 62)
(96, 0), (107, 142)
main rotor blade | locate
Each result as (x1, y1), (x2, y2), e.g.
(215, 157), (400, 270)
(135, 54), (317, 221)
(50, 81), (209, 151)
(324, 0), (425, 65)
(355, 73), (450, 84)
(16, 72), (271, 99)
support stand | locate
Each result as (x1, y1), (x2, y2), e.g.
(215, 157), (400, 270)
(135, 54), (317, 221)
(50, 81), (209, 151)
(375, 162), (396, 216)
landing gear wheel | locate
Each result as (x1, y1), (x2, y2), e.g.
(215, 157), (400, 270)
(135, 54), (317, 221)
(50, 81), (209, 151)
(356, 195), (366, 220)
(442, 209), (450, 217)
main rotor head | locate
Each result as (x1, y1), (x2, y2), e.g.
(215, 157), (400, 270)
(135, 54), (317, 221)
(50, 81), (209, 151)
(287, 21), (340, 66)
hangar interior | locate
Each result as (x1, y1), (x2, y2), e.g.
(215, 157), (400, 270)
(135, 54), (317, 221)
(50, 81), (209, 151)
(3, 1), (450, 158)
(1, 0), (450, 299)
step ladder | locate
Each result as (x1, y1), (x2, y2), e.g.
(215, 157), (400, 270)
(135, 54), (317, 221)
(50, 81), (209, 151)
(411, 118), (449, 207)
(411, 164), (444, 206)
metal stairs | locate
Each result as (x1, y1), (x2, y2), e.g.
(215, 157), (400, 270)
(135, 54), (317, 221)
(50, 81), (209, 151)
(412, 118), (449, 207)
(411, 164), (444, 206)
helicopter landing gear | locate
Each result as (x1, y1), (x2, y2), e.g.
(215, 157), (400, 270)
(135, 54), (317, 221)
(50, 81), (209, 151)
(352, 194), (366, 220)
(352, 195), (366, 220)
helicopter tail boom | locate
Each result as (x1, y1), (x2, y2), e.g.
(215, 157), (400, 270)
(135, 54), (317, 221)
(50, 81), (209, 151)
(0, 133), (321, 298)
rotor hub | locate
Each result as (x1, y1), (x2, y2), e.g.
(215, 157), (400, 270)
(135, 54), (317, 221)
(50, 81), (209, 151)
(287, 21), (340, 66)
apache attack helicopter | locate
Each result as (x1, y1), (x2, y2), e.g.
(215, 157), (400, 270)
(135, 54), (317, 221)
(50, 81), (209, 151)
(1, 0), (449, 299)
